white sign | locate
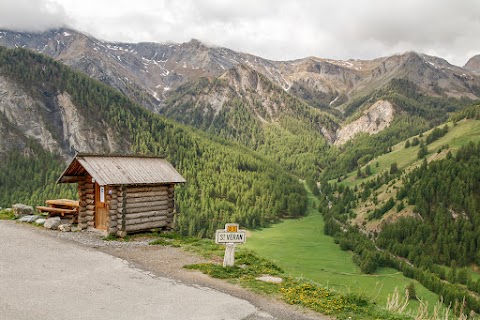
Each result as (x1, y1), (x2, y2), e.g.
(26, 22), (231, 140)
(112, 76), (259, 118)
(215, 223), (246, 267)
(100, 186), (105, 203)
(215, 231), (246, 244)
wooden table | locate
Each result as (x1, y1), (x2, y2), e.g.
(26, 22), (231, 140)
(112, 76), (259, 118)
(36, 199), (79, 222)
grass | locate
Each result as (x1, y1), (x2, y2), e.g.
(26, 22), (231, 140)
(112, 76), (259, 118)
(0, 209), (15, 220)
(338, 119), (480, 189)
(184, 246), (411, 319)
(144, 228), (410, 318)
(244, 184), (442, 315)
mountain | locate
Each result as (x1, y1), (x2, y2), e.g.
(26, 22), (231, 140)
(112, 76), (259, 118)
(2, 28), (479, 126)
(0, 47), (307, 237)
(2, 27), (479, 180)
(465, 54), (480, 74)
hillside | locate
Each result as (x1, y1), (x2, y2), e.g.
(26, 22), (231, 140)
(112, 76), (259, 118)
(319, 108), (480, 314)
(0, 47), (308, 237)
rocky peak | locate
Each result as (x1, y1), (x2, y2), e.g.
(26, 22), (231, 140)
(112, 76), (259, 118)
(464, 55), (480, 74)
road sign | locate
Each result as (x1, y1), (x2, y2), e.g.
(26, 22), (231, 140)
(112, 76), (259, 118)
(215, 223), (247, 267)
(215, 231), (246, 244)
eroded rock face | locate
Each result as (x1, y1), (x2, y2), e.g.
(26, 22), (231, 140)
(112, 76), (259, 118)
(56, 93), (122, 154)
(0, 76), (126, 157)
(334, 100), (394, 146)
(0, 76), (62, 154)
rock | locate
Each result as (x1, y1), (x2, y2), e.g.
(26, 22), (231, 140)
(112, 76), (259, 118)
(35, 218), (46, 225)
(18, 215), (40, 223)
(12, 204), (34, 218)
(58, 224), (72, 232)
(44, 217), (61, 230)
(255, 275), (283, 284)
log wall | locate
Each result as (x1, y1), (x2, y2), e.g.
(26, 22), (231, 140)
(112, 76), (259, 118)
(78, 180), (177, 237)
(77, 176), (94, 231)
(116, 184), (175, 236)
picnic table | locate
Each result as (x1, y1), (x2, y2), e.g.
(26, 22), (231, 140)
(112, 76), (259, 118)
(36, 199), (79, 221)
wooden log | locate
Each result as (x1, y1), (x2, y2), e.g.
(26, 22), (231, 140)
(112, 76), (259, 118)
(87, 221), (95, 227)
(125, 220), (167, 232)
(86, 205), (95, 211)
(85, 210), (94, 216)
(125, 210), (169, 219)
(78, 223), (87, 230)
(109, 204), (118, 210)
(84, 188), (94, 193)
(126, 195), (168, 204)
(108, 220), (118, 228)
(86, 194), (94, 200)
(86, 199), (95, 205)
(125, 200), (168, 209)
(127, 216), (167, 226)
(125, 191), (168, 199)
(126, 185), (169, 193)
(126, 205), (169, 214)
(85, 215), (94, 222)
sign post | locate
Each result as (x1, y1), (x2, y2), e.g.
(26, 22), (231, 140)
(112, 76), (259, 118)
(215, 223), (246, 267)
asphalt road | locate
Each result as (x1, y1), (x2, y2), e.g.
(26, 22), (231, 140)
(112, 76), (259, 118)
(0, 221), (259, 320)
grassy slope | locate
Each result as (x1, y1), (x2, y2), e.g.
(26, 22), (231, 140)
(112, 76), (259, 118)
(339, 119), (480, 189)
(245, 184), (441, 312)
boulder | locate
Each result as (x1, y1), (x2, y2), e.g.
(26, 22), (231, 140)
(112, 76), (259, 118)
(44, 217), (61, 230)
(255, 275), (283, 284)
(12, 204), (34, 218)
(35, 218), (46, 225)
(58, 224), (72, 232)
(18, 215), (40, 223)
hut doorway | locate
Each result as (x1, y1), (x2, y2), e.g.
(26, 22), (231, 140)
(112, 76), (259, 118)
(94, 183), (108, 230)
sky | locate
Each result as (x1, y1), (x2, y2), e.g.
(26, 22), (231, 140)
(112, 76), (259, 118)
(1, 0), (479, 66)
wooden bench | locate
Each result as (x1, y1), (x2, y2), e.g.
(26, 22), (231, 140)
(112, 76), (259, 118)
(36, 199), (79, 223)
(36, 206), (77, 216)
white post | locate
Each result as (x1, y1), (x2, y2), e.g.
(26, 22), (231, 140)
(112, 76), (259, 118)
(223, 243), (236, 267)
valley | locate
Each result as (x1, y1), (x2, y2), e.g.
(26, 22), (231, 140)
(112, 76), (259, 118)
(245, 184), (441, 314)
(0, 27), (480, 319)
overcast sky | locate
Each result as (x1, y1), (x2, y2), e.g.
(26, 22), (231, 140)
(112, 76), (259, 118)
(1, 0), (479, 66)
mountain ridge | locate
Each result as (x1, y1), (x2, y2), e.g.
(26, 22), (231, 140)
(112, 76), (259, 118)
(2, 28), (479, 112)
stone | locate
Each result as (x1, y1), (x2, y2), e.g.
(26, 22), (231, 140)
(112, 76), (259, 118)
(58, 224), (72, 232)
(18, 215), (40, 223)
(255, 275), (283, 284)
(35, 218), (46, 225)
(12, 204), (34, 218)
(44, 217), (61, 230)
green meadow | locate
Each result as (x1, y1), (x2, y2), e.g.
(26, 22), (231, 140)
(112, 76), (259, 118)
(245, 186), (441, 312)
(339, 119), (480, 188)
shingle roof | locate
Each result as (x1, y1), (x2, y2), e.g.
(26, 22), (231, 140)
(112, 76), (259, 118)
(58, 154), (186, 185)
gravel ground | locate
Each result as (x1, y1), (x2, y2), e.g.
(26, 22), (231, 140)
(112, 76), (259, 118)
(22, 222), (329, 320)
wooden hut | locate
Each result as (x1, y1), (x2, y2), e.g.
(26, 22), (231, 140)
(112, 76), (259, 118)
(58, 154), (186, 237)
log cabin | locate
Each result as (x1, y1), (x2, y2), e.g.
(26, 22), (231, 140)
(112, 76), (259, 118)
(58, 154), (186, 237)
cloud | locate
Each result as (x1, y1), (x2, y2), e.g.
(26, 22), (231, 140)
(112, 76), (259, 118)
(0, 0), (67, 31)
(3, 0), (480, 66)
